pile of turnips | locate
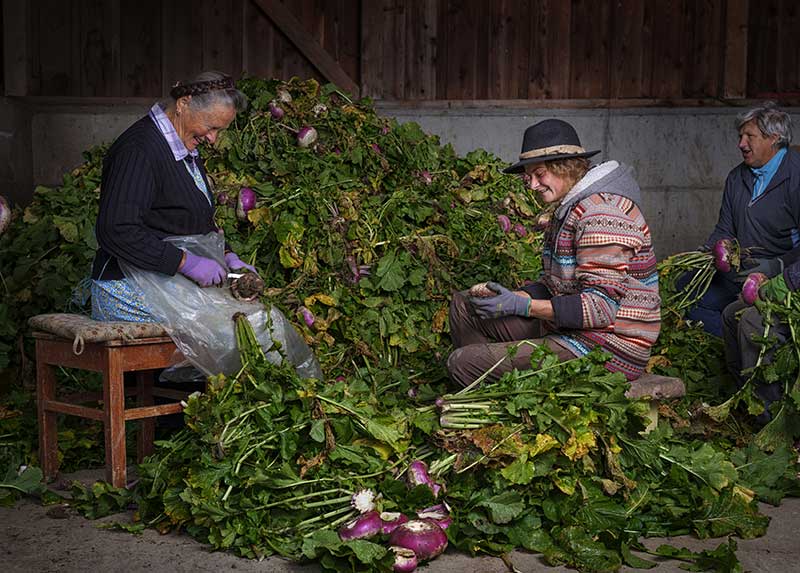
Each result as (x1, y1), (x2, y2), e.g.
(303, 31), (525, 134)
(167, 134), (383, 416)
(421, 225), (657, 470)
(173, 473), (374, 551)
(338, 460), (449, 572)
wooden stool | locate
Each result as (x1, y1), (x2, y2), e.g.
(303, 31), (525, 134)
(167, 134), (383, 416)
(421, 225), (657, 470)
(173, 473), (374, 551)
(30, 314), (186, 488)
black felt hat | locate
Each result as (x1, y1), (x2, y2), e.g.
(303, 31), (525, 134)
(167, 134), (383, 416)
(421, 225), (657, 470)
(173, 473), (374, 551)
(503, 119), (601, 174)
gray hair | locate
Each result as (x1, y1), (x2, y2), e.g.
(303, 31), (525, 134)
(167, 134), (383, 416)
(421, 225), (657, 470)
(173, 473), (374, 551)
(167, 70), (248, 113)
(736, 101), (792, 148)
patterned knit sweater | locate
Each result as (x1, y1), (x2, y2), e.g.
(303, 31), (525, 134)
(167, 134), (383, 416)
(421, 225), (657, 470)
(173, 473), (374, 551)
(535, 161), (661, 380)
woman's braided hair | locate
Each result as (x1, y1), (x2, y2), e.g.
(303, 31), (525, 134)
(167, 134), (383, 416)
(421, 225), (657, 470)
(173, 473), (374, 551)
(168, 71), (248, 113)
(170, 76), (235, 99)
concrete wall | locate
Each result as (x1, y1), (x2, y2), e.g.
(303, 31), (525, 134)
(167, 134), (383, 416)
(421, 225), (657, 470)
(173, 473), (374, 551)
(21, 102), (800, 257)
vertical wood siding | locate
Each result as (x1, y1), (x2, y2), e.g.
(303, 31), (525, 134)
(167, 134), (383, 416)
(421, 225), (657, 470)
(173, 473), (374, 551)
(18, 0), (797, 100)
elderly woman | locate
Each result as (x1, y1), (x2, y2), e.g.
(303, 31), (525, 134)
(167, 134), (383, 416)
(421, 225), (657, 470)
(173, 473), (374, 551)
(91, 71), (255, 321)
(447, 119), (661, 386)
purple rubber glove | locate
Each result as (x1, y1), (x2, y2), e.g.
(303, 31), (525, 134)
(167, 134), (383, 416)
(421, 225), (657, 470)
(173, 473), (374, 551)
(224, 252), (258, 275)
(179, 251), (226, 287)
(471, 281), (531, 319)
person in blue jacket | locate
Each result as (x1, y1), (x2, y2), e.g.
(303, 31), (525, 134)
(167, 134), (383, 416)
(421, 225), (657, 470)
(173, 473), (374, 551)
(685, 102), (800, 336)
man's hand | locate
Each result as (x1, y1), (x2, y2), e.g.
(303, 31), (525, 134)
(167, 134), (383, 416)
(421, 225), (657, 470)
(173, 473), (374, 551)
(471, 282), (531, 319)
(737, 257), (783, 280)
(225, 252), (258, 275)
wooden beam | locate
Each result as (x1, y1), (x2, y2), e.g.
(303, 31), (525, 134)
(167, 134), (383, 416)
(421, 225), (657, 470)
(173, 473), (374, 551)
(723, 0), (748, 98)
(3, 0), (30, 95)
(251, 0), (359, 97)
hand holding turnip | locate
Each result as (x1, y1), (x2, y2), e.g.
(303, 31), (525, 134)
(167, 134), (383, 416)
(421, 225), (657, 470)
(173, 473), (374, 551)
(468, 282), (498, 298)
(471, 282), (531, 319)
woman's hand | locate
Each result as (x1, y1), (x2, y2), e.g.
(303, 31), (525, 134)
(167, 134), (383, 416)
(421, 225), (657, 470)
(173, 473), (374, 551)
(471, 282), (531, 318)
(179, 251), (227, 287)
(224, 252), (258, 275)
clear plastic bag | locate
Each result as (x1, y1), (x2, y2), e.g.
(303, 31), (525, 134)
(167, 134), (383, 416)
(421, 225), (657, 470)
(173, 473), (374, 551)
(120, 232), (322, 380)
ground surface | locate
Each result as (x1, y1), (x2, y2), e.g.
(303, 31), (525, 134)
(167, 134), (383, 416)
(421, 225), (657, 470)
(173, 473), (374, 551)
(1, 468), (798, 572)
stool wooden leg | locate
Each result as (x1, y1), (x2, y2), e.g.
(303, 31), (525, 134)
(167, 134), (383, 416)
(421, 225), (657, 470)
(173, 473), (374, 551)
(103, 349), (127, 488)
(36, 346), (59, 482)
(136, 370), (155, 461)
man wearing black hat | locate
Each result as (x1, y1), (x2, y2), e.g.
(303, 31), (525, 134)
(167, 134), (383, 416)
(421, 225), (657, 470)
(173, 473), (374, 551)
(447, 119), (661, 386)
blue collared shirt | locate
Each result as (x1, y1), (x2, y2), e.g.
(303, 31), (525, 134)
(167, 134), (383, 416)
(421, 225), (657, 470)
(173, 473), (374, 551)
(148, 103), (210, 205)
(148, 103), (198, 162)
(751, 147), (786, 201)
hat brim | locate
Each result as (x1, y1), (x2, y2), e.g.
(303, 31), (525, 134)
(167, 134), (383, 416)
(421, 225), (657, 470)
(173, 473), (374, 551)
(502, 149), (601, 174)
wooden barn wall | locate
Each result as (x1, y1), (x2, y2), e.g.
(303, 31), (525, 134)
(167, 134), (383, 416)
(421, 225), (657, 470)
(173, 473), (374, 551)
(16, 0), (795, 101)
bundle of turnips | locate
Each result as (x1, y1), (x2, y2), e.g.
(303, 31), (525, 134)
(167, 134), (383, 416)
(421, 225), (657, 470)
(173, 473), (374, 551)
(658, 238), (745, 313)
(335, 460), (451, 571)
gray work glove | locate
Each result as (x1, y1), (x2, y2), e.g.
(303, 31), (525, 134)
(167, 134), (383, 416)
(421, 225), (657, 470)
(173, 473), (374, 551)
(471, 282), (531, 319)
(737, 257), (784, 280)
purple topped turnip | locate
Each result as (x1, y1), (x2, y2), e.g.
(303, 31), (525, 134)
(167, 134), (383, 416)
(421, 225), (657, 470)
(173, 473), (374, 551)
(297, 126), (318, 148)
(390, 547), (418, 572)
(406, 460), (442, 497)
(216, 191), (230, 206)
(236, 187), (256, 221)
(713, 238), (734, 273)
(380, 511), (409, 535)
(338, 510), (382, 541)
(298, 306), (315, 328)
(416, 503), (451, 530)
(742, 272), (768, 305)
(388, 520), (448, 562)
(497, 214), (511, 233)
(513, 223), (528, 237)
(268, 101), (284, 120)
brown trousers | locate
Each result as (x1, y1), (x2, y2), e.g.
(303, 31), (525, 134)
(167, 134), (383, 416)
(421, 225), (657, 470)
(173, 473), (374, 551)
(446, 290), (577, 387)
